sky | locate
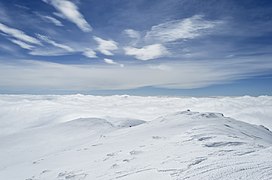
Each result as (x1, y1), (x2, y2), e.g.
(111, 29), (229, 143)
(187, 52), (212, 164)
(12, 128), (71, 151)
(0, 0), (272, 96)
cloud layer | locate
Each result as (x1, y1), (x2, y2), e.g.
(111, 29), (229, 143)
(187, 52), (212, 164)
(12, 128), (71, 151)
(0, 57), (271, 91)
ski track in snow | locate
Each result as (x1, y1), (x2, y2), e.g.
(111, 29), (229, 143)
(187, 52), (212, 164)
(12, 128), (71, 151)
(0, 95), (271, 180)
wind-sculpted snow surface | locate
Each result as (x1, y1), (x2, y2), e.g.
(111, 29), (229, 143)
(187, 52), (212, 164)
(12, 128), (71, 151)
(0, 95), (272, 179)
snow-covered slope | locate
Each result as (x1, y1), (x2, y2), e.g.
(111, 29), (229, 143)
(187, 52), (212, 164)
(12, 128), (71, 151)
(0, 107), (272, 179)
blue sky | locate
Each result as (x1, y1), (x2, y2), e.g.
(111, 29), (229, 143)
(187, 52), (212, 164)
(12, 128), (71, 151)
(0, 0), (271, 95)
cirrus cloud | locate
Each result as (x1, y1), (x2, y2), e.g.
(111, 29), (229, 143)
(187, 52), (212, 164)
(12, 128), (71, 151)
(145, 15), (222, 43)
(37, 14), (64, 26)
(42, 0), (92, 32)
(9, 39), (34, 50)
(0, 22), (41, 45)
(36, 34), (73, 52)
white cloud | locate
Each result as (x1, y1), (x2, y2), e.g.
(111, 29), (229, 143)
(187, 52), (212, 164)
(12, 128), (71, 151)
(104, 58), (117, 65)
(123, 29), (141, 45)
(43, 0), (92, 32)
(39, 15), (63, 26)
(0, 57), (271, 91)
(82, 48), (97, 58)
(124, 29), (140, 39)
(145, 15), (222, 43)
(94, 36), (118, 56)
(36, 34), (73, 52)
(0, 23), (41, 45)
(10, 39), (34, 50)
(124, 44), (169, 60)
(104, 58), (124, 67)
(53, 12), (65, 19)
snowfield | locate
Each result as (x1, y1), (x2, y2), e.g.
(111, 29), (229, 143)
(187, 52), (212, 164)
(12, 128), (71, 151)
(0, 95), (272, 180)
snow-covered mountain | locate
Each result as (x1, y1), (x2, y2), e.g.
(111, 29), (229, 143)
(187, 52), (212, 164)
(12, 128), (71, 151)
(0, 95), (271, 180)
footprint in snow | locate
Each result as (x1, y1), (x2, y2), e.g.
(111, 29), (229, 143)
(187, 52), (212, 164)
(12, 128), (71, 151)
(130, 150), (143, 155)
(152, 136), (166, 140)
(57, 171), (88, 180)
(40, 169), (50, 174)
(32, 158), (44, 164)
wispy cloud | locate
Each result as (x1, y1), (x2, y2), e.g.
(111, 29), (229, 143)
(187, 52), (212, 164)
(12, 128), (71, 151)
(94, 36), (118, 56)
(104, 58), (124, 67)
(121, 15), (221, 60)
(0, 43), (18, 54)
(0, 23), (42, 45)
(9, 39), (34, 50)
(124, 44), (169, 60)
(14, 4), (30, 10)
(42, 0), (92, 32)
(29, 48), (73, 56)
(37, 14), (63, 26)
(123, 29), (141, 45)
(0, 57), (271, 90)
(0, 4), (12, 24)
(36, 34), (73, 52)
(82, 48), (97, 58)
(124, 29), (140, 39)
(145, 15), (222, 43)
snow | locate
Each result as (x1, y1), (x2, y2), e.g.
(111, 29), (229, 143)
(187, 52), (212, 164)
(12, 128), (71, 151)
(0, 95), (272, 179)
